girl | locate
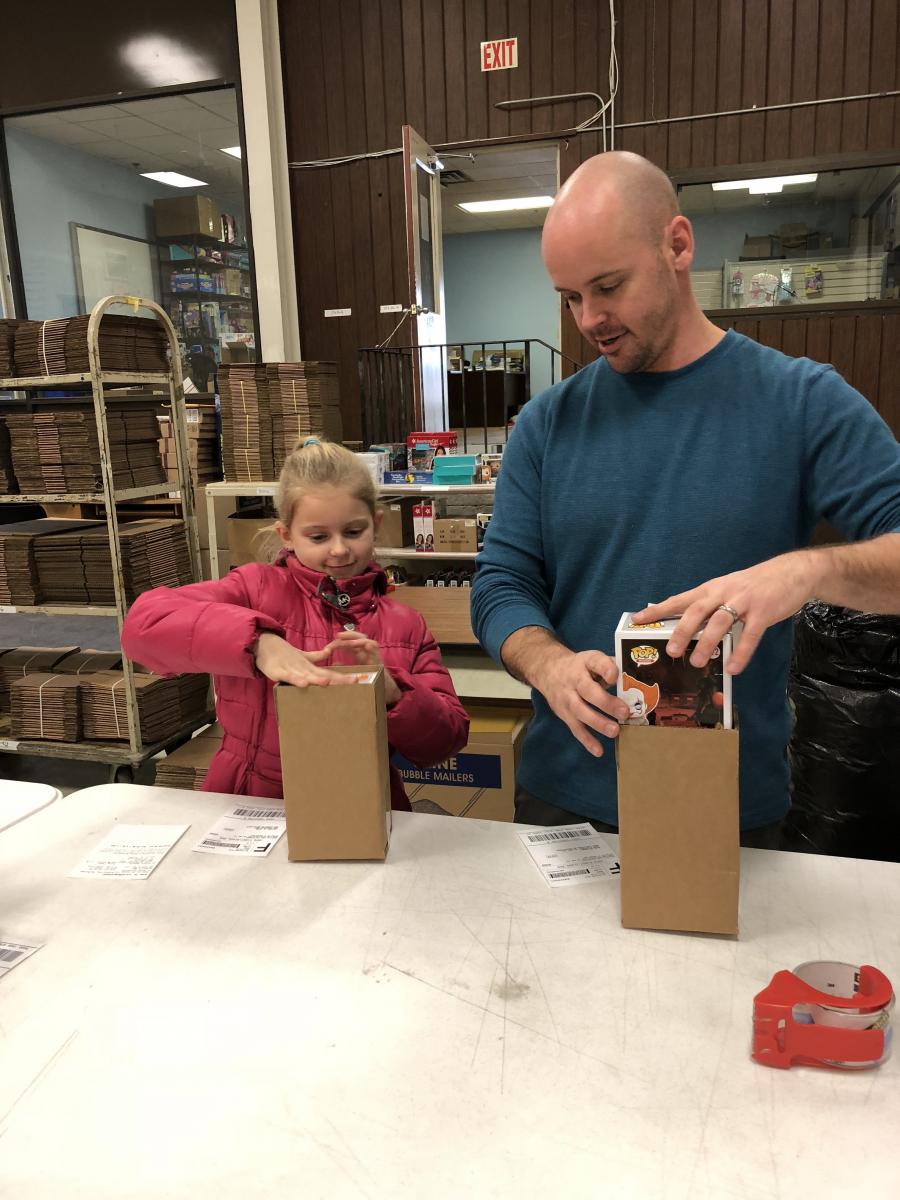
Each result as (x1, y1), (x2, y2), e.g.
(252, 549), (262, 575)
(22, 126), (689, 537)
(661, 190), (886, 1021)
(122, 438), (469, 807)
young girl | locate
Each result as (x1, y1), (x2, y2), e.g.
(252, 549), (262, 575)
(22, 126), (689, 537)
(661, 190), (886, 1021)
(122, 438), (469, 807)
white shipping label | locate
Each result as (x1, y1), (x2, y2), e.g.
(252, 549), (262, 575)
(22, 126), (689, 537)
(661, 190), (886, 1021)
(193, 804), (286, 857)
(0, 940), (42, 977)
(518, 823), (620, 888)
(70, 824), (189, 880)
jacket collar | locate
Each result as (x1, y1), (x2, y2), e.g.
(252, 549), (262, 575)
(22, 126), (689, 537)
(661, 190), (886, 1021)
(281, 551), (387, 617)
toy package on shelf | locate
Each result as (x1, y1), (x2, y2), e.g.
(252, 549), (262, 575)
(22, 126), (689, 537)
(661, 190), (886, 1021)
(614, 612), (733, 729)
(406, 431), (458, 471)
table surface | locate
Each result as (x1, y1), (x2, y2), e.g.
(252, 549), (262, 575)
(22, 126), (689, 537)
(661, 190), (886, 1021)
(1, 784), (898, 1199)
(0, 780), (60, 832)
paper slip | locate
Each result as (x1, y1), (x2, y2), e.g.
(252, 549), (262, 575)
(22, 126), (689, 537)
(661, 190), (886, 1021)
(518, 823), (621, 888)
(70, 824), (189, 880)
(193, 804), (286, 857)
(0, 940), (42, 977)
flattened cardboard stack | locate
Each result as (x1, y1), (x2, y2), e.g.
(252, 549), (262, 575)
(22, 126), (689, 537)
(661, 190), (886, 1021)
(54, 649), (122, 675)
(0, 318), (17, 376)
(157, 403), (220, 485)
(0, 645), (78, 715)
(10, 673), (83, 741)
(4, 407), (165, 494)
(267, 362), (343, 473)
(34, 518), (192, 606)
(0, 417), (14, 493)
(11, 314), (168, 378)
(219, 365), (274, 482)
(81, 671), (210, 743)
(155, 723), (223, 789)
(0, 519), (104, 605)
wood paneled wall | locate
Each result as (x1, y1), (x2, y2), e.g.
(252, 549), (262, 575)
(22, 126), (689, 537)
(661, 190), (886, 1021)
(278, 0), (900, 435)
(713, 306), (900, 436)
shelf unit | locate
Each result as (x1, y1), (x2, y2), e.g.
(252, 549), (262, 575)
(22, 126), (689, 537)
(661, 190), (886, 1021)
(159, 234), (254, 366)
(0, 295), (211, 776)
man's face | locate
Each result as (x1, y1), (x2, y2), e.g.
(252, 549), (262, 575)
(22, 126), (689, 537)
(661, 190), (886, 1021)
(543, 212), (688, 374)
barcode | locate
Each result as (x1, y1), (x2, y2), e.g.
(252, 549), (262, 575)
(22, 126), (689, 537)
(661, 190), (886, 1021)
(548, 868), (591, 879)
(0, 947), (24, 963)
(202, 839), (242, 850)
(526, 828), (592, 844)
(233, 807), (282, 820)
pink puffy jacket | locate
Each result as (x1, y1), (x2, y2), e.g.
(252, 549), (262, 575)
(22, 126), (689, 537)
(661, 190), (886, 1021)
(121, 554), (469, 807)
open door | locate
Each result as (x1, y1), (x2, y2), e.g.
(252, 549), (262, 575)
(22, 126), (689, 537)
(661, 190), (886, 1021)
(402, 125), (447, 430)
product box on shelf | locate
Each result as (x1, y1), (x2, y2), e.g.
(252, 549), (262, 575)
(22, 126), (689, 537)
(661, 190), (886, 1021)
(375, 498), (417, 549)
(384, 470), (434, 486)
(479, 453), (503, 483)
(413, 501), (434, 550)
(406, 431), (458, 471)
(433, 518), (477, 553)
(276, 669), (391, 860)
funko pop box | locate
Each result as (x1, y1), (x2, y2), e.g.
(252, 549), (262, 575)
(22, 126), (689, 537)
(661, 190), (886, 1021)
(614, 613), (739, 937)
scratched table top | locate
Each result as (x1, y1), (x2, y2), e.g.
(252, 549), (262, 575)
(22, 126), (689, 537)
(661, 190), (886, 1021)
(1, 783), (898, 1199)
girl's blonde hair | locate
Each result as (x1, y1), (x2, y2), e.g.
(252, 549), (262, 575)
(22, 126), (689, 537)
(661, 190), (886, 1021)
(275, 436), (377, 526)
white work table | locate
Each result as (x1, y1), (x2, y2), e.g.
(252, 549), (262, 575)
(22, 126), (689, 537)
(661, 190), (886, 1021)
(0, 781), (60, 832)
(1, 784), (898, 1199)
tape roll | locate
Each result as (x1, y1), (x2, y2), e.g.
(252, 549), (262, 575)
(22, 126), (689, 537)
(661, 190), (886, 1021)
(792, 960), (894, 1069)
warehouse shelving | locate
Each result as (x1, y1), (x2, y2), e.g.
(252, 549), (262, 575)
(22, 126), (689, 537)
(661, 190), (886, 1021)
(0, 295), (211, 778)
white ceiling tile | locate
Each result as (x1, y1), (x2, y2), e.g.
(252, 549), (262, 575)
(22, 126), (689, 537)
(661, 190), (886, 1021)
(77, 115), (172, 140)
(55, 104), (131, 123)
(147, 106), (239, 134)
(115, 96), (198, 116)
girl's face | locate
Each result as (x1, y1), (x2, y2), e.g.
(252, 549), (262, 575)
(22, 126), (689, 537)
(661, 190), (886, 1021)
(277, 486), (380, 579)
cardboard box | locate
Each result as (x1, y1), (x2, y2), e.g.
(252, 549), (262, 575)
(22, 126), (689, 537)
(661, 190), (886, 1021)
(154, 195), (220, 239)
(275, 668), (392, 860)
(741, 234), (779, 260)
(434, 517), (477, 553)
(375, 498), (416, 549)
(615, 612), (733, 728)
(226, 511), (276, 566)
(617, 724), (740, 935)
(394, 705), (531, 821)
(389, 585), (478, 643)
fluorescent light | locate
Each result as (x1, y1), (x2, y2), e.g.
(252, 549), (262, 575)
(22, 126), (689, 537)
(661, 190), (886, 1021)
(458, 196), (554, 213)
(712, 173), (817, 194)
(140, 171), (208, 188)
(220, 146), (242, 159)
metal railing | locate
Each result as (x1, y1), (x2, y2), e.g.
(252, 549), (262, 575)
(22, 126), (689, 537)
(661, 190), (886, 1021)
(358, 338), (582, 448)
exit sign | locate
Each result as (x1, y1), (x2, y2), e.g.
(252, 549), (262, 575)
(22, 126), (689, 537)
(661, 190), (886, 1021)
(481, 37), (518, 71)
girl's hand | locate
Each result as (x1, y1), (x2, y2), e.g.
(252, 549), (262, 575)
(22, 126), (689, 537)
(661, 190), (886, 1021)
(329, 631), (403, 706)
(254, 632), (362, 688)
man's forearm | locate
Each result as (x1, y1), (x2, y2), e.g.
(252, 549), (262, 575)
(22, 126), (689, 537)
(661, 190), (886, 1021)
(806, 531), (900, 614)
(500, 626), (571, 688)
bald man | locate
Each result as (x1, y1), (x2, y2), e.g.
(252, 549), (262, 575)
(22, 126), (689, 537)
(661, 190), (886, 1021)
(470, 151), (900, 841)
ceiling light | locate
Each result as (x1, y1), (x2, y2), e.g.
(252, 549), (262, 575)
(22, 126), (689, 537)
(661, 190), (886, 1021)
(458, 196), (554, 213)
(220, 146), (242, 159)
(140, 171), (207, 188)
(712, 173), (817, 195)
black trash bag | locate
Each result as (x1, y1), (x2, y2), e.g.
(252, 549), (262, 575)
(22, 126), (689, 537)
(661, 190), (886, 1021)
(784, 604), (900, 860)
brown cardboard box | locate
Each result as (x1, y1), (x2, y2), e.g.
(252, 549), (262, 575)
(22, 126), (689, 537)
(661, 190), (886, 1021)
(226, 511), (276, 566)
(154, 195), (220, 239)
(434, 518), (477, 553)
(617, 725), (739, 935)
(275, 668), (391, 860)
(375, 498), (416, 549)
(389, 585), (478, 644)
(741, 234), (778, 260)
(395, 705), (531, 822)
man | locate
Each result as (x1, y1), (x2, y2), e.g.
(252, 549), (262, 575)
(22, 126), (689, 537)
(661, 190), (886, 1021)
(470, 151), (900, 844)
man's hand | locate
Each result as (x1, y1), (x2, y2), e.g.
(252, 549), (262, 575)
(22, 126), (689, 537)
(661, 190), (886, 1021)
(254, 632), (363, 688)
(329, 630), (403, 706)
(634, 551), (821, 675)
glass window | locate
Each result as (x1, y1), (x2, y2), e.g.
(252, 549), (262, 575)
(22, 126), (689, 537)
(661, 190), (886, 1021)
(680, 165), (900, 312)
(3, 87), (256, 387)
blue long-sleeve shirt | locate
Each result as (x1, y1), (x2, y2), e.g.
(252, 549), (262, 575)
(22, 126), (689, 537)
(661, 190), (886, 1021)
(471, 330), (900, 828)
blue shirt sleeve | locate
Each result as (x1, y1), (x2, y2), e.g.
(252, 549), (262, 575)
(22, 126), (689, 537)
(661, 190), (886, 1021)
(470, 397), (555, 662)
(802, 365), (900, 540)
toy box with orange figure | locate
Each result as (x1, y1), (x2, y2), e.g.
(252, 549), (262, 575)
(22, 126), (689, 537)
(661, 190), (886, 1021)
(614, 612), (733, 729)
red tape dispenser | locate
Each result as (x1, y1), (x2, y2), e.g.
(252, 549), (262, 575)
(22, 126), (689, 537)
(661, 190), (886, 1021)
(753, 960), (894, 1070)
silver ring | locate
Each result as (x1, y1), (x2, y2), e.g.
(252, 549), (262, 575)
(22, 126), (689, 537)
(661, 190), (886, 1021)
(718, 603), (740, 624)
